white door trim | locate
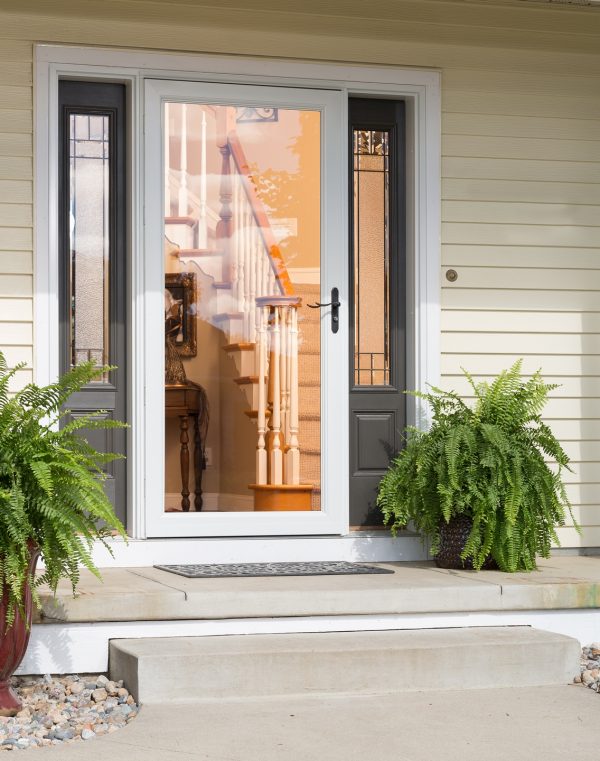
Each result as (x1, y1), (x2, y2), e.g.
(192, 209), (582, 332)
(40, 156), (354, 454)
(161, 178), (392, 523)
(34, 45), (441, 542)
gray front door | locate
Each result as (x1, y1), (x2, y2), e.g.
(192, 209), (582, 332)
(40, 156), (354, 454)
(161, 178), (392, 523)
(58, 81), (128, 524)
(349, 98), (406, 528)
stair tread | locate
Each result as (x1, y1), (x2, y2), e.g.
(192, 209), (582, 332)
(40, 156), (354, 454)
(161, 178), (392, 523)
(112, 627), (577, 658)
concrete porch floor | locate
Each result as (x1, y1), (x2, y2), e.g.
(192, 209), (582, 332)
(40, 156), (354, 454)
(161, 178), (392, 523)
(36, 556), (600, 623)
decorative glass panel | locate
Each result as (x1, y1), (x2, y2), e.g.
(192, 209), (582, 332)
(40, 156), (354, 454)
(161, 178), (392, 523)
(163, 102), (322, 513)
(68, 113), (110, 379)
(353, 128), (390, 386)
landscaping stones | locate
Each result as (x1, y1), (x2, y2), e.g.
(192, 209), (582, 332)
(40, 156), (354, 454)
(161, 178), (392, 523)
(0, 674), (139, 750)
(576, 644), (600, 694)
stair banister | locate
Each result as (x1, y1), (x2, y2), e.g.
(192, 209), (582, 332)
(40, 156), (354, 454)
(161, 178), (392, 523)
(227, 132), (294, 297)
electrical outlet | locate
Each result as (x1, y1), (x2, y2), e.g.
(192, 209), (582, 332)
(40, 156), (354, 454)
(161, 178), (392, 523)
(204, 447), (213, 467)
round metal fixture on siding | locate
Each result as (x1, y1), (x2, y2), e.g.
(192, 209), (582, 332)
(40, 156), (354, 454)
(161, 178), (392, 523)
(445, 269), (458, 283)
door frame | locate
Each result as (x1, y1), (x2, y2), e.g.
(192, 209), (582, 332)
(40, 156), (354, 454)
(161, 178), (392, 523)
(144, 78), (346, 537)
(34, 45), (441, 541)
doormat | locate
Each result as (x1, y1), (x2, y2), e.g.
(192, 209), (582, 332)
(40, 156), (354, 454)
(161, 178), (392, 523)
(154, 561), (395, 578)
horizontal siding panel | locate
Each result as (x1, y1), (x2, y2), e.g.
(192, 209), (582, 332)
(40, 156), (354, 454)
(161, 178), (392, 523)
(561, 441), (600, 461)
(0, 41), (31, 63)
(0, 228), (31, 252)
(441, 266), (600, 290)
(555, 526), (596, 547)
(442, 179), (600, 205)
(442, 288), (600, 311)
(0, 62), (31, 87)
(0, 180), (31, 204)
(554, 465), (600, 485)
(443, 201), (600, 228)
(0, 298), (32, 321)
(443, 223), (600, 248)
(443, 91), (600, 120)
(564, 484), (600, 504)
(0, 86), (31, 111)
(442, 312), (600, 334)
(442, 332), (600, 355)
(441, 354), (600, 378)
(0, 322), (32, 345)
(543, 420), (600, 440)
(0, 345), (31, 367)
(440, 375), (600, 399)
(566, 506), (600, 526)
(8, 367), (32, 392)
(443, 157), (600, 183)
(0, 156), (31, 181)
(443, 70), (600, 99)
(0, 204), (31, 228)
(0, 133), (31, 158)
(0, 251), (32, 274)
(443, 113), (600, 142)
(444, 135), (600, 163)
(0, 109), (32, 134)
(0, 274), (32, 297)
(442, 245), (600, 270)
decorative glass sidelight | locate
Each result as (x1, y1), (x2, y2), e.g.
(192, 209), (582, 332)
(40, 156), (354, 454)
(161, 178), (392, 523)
(163, 102), (322, 514)
(353, 128), (391, 387)
(68, 113), (111, 378)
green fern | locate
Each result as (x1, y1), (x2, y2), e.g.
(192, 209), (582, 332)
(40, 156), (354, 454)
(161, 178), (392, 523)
(0, 354), (127, 626)
(377, 360), (578, 572)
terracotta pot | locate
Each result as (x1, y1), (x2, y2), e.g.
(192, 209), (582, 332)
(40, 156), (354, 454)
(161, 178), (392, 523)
(434, 515), (497, 570)
(0, 541), (40, 716)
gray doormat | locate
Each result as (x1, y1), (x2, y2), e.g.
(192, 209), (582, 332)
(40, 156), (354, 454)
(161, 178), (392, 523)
(154, 561), (394, 578)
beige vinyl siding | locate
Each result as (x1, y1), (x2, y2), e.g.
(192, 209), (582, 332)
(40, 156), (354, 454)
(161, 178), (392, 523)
(441, 63), (600, 549)
(0, 2), (599, 546)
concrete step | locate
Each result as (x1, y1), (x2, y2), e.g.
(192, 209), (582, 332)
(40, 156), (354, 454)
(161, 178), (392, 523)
(109, 626), (580, 704)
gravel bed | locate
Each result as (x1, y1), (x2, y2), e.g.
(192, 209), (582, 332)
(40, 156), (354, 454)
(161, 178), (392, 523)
(0, 674), (139, 750)
(575, 643), (600, 692)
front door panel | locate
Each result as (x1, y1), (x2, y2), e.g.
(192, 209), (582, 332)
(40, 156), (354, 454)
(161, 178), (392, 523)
(144, 80), (347, 537)
(349, 98), (406, 528)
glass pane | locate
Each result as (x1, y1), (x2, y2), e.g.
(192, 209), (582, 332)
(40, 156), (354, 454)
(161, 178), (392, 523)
(163, 102), (321, 513)
(69, 112), (110, 379)
(353, 128), (390, 386)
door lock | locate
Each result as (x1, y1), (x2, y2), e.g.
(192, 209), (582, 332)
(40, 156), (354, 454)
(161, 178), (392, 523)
(307, 287), (340, 334)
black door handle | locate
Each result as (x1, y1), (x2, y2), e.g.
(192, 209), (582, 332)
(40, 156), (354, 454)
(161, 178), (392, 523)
(307, 287), (340, 334)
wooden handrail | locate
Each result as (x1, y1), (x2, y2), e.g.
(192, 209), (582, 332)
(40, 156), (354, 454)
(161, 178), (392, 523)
(227, 132), (295, 297)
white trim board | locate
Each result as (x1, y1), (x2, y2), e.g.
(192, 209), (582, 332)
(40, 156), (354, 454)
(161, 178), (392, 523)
(34, 45), (441, 544)
(19, 609), (597, 675)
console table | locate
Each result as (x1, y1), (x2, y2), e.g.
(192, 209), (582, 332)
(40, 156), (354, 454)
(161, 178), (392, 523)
(165, 381), (207, 511)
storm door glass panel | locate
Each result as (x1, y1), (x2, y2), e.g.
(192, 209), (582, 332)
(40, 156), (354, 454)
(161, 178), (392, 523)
(68, 113), (111, 379)
(162, 102), (322, 514)
(353, 129), (390, 387)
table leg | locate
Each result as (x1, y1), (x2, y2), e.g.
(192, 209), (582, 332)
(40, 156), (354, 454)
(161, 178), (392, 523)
(194, 413), (203, 511)
(179, 414), (191, 512)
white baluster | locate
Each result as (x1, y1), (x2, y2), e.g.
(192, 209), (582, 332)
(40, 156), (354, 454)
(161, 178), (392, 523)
(255, 306), (268, 485)
(238, 198), (247, 337)
(231, 176), (240, 314)
(280, 305), (289, 480)
(243, 207), (252, 340)
(267, 306), (283, 485)
(198, 108), (207, 249)
(178, 103), (188, 217)
(286, 305), (301, 485)
(164, 102), (171, 217)
(249, 231), (257, 344)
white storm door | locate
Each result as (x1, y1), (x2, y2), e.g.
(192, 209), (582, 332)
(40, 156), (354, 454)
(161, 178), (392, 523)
(143, 78), (347, 537)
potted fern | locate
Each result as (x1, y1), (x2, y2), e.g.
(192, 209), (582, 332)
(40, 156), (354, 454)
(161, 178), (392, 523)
(377, 361), (577, 572)
(0, 353), (126, 715)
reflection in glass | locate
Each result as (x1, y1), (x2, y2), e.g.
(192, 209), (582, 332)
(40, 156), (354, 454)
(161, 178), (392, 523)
(353, 129), (391, 387)
(68, 113), (110, 379)
(163, 103), (322, 513)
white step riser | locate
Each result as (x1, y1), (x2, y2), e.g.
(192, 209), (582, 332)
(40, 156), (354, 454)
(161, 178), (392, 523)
(179, 253), (224, 282)
(212, 315), (244, 344)
(110, 627), (580, 704)
(238, 382), (260, 409)
(225, 347), (256, 378)
(165, 223), (196, 250)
